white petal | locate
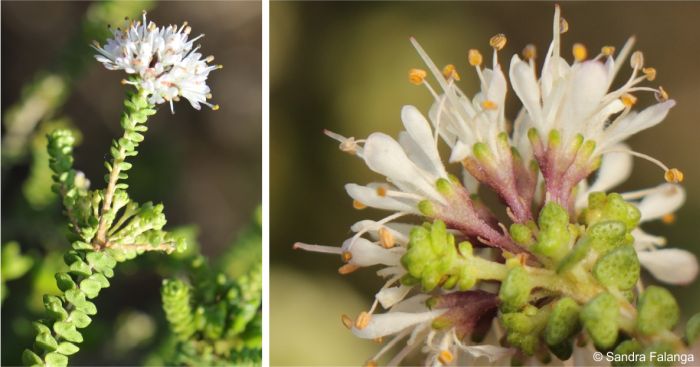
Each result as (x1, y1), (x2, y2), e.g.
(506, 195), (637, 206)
(342, 238), (403, 267)
(638, 248), (699, 285)
(401, 106), (446, 178)
(462, 168), (480, 193)
(509, 55), (543, 127)
(449, 141), (471, 163)
(345, 183), (419, 214)
(633, 228), (667, 249)
(350, 220), (411, 245)
(637, 184), (686, 222)
(375, 285), (412, 309)
(458, 344), (514, 363)
(602, 100), (675, 149)
(351, 309), (446, 339)
(560, 61), (609, 131)
(588, 146), (633, 193)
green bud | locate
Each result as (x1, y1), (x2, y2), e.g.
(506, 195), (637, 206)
(637, 286), (679, 336)
(435, 178), (454, 197)
(586, 220), (627, 253)
(581, 293), (619, 350)
(612, 339), (643, 367)
(473, 142), (494, 162)
(642, 343), (675, 367)
(686, 313), (700, 344)
(548, 130), (561, 148)
(545, 297), (581, 346)
(418, 200), (436, 217)
(510, 223), (535, 247)
(533, 202), (571, 263)
(593, 245), (640, 290)
(499, 267), (532, 313)
(548, 339), (573, 361)
(581, 193), (641, 233)
(557, 238), (591, 274)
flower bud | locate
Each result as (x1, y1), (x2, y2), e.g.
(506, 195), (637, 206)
(581, 293), (619, 350)
(533, 202), (571, 263)
(581, 193), (641, 234)
(510, 223), (535, 247)
(637, 286), (679, 336)
(545, 297), (581, 346)
(686, 313), (700, 344)
(499, 267), (533, 313)
(586, 220), (627, 253)
(593, 245), (640, 291)
(611, 340), (643, 367)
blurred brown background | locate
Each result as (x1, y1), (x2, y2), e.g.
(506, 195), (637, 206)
(270, 2), (700, 365)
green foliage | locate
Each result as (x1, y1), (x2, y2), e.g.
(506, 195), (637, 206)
(160, 211), (262, 366)
(1, 242), (34, 303)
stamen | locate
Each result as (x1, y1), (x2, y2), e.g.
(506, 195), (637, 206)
(662, 213), (676, 224)
(292, 242), (343, 254)
(601, 46), (616, 57)
(559, 17), (569, 33)
(378, 227), (395, 249)
(481, 100), (498, 110)
(468, 49), (483, 66)
(353, 200), (367, 210)
(643, 67), (657, 81)
(205, 55), (215, 63)
(355, 311), (371, 329)
(373, 337), (384, 344)
(655, 86), (669, 102)
(184, 26), (192, 35)
(364, 360), (378, 367)
(341, 314), (353, 329)
(630, 51), (644, 69)
(376, 186), (387, 197)
(620, 93), (637, 107)
(572, 43), (587, 62)
(324, 129), (362, 155)
(211, 104), (220, 111)
(409, 68), (427, 85)
(489, 34), (507, 50)
(338, 264), (360, 275)
(341, 251), (353, 262)
(438, 350), (454, 365)
(665, 168), (684, 183)
(522, 44), (536, 60)
(442, 64), (460, 81)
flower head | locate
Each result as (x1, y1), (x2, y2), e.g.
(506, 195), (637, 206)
(93, 11), (221, 113)
(297, 5), (696, 366)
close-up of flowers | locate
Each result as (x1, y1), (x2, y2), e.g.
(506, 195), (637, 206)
(294, 5), (699, 366)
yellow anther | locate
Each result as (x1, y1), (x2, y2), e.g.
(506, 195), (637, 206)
(468, 49), (483, 66)
(341, 251), (353, 263)
(665, 168), (684, 183)
(212, 105), (220, 111)
(655, 86), (669, 102)
(120, 79), (129, 85)
(338, 264), (360, 275)
(620, 93), (637, 107)
(206, 93), (213, 99)
(376, 186), (387, 197)
(522, 44), (537, 60)
(631, 51), (644, 69)
(481, 100), (498, 110)
(643, 67), (657, 81)
(373, 337), (384, 344)
(184, 26), (192, 35)
(408, 68), (427, 85)
(92, 40), (101, 48)
(355, 311), (371, 329)
(489, 33), (507, 51)
(353, 200), (367, 210)
(364, 360), (378, 367)
(601, 46), (616, 57)
(379, 227), (395, 249)
(206, 55), (215, 62)
(341, 314), (353, 329)
(662, 213), (676, 224)
(438, 350), (454, 365)
(442, 64), (461, 81)
(572, 43), (587, 62)
(559, 17), (569, 33)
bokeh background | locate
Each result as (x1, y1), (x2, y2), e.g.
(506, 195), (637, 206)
(2, 1), (260, 365)
(270, 2), (700, 365)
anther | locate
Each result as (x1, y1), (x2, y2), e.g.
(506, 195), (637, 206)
(205, 55), (215, 62)
(355, 311), (371, 329)
(373, 337), (384, 344)
(376, 186), (387, 197)
(620, 93), (637, 107)
(341, 314), (353, 329)
(664, 168), (684, 183)
(489, 34), (507, 50)
(481, 100), (497, 110)
(364, 360), (378, 367)
(212, 105), (220, 111)
(601, 46), (615, 57)
(442, 64), (460, 81)
(338, 264), (360, 275)
(408, 68), (427, 85)
(378, 227), (395, 249)
(572, 43), (587, 62)
(522, 44), (536, 60)
(184, 26), (192, 35)
(468, 49), (483, 66)
(206, 93), (213, 99)
(559, 17), (569, 33)
(643, 67), (657, 81)
(120, 79), (129, 85)
(92, 40), (101, 48)
(631, 51), (644, 69)
(353, 199), (367, 210)
(662, 213), (676, 224)
(655, 86), (669, 102)
(438, 350), (454, 365)
(341, 251), (353, 262)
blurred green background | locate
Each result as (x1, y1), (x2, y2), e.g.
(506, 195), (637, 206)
(270, 2), (700, 365)
(2, 1), (260, 365)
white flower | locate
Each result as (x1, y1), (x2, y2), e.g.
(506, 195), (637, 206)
(93, 11), (220, 113)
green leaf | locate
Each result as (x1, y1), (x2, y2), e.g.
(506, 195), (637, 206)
(53, 321), (83, 343)
(56, 342), (79, 356)
(68, 260), (91, 278)
(22, 349), (44, 366)
(79, 278), (102, 299)
(69, 310), (91, 328)
(43, 295), (68, 321)
(44, 352), (68, 367)
(34, 332), (58, 351)
(54, 272), (76, 292)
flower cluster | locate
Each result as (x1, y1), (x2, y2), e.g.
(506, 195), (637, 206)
(93, 11), (220, 112)
(297, 6), (698, 366)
